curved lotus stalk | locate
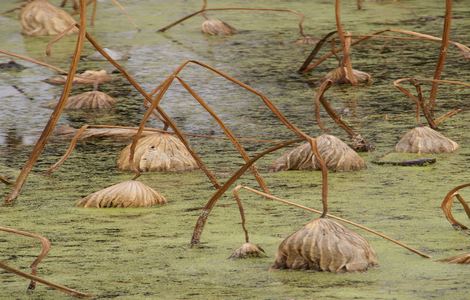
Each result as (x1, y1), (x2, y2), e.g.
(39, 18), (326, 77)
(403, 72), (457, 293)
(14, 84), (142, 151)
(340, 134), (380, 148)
(20, 0), (78, 36)
(440, 183), (470, 230)
(395, 126), (458, 154)
(0, 226), (91, 298)
(201, 18), (236, 35)
(271, 134), (366, 172)
(314, 80), (373, 152)
(46, 69), (112, 85)
(229, 243), (266, 259)
(77, 180), (166, 208)
(271, 218), (378, 272)
(117, 133), (199, 172)
(439, 253), (470, 264)
(48, 91), (116, 110)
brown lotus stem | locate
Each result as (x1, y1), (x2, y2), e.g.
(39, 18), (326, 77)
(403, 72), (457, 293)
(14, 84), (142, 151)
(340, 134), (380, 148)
(90, 0), (97, 26)
(335, 0), (357, 85)
(232, 185), (432, 258)
(357, 0), (363, 10)
(299, 30), (337, 73)
(158, 7), (307, 38)
(0, 226), (51, 290)
(83, 33), (222, 189)
(429, 0), (453, 113)
(0, 49), (68, 74)
(309, 138), (328, 217)
(231, 187), (250, 243)
(175, 76), (269, 193)
(191, 139), (303, 246)
(314, 80), (372, 151)
(0, 261), (91, 298)
(0, 175), (12, 185)
(300, 28), (470, 74)
(4, 0), (87, 205)
(409, 79), (438, 129)
(46, 23), (77, 56)
(441, 183), (470, 230)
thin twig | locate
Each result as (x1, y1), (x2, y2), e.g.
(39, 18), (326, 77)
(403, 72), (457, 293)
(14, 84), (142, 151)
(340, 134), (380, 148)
(429, 0), (453, 112)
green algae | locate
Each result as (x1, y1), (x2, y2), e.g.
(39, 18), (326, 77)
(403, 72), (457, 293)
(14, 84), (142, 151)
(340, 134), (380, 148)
(1, 0), (470, 299)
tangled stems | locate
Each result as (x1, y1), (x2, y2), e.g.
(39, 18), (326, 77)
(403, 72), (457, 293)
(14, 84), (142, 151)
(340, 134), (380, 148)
(441, 183), (470, 231)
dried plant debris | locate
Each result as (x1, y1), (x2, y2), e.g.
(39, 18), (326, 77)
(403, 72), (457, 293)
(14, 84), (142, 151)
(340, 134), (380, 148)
(86, 48), (128, 61)
(439, 253), (470, 264)
(395, 126), (458, 154)
(20, 0), (77, 36)
(271, 218), (378, 272)
(229, 243), (266, 259)
(45, 70), (112, 85)
(118, 133), (199, 172)
(271, 134), (366, 172)
(48, 91), (116, 110)
(322, 66), (371, 85)
(201, 18), (237, 36)
(294, 36), (318, 45)
(77, 180), (166, 208)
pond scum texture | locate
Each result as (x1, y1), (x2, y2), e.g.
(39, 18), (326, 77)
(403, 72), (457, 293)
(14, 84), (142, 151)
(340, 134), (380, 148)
(1, 0), (470, 299)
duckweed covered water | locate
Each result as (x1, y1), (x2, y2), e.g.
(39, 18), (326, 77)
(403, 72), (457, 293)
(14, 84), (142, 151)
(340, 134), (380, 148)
(1, 0), (470, 299)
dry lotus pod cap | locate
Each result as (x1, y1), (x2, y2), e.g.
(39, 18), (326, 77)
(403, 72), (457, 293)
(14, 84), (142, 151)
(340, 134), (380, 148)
(395, 126), (459, 154)
(438, 253), (470, 264)
(271, 134), (366, 172)
(201, 18), (237, 36)
(323, 67), (371, 84)
(48, 91), (116, 109)
(46, 70), (112, 85)
(20, 0), (78, 36)
(118, 133), (198, 172)
(77, 180), (166, 208)
(271, 218), (378, 272)
(229, 243), (266, 259)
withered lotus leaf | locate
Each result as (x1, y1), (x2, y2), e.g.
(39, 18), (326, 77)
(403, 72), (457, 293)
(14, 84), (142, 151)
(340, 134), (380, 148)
(323, 67), (371, 85)
(272, 218), (378, 272)
(77, 180), (166, 208)
(20, 0), (78, 36)
(46, 70), (112, 85)
(49, 91), (116, 110)
(395, 126), (459, 154)
(117, 133), (199, 172)
(439, 253), (470, 264)
(229, 243), (266, 259)
(271, 134), (366, 172)
(201, 19), (237, 36)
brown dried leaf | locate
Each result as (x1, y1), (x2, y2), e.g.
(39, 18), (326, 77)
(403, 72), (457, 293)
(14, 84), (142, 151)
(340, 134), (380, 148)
(395, 126), (459, 154)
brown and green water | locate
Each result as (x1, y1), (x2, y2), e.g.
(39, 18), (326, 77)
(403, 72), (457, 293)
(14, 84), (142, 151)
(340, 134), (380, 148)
(1, 0), (470, 299)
